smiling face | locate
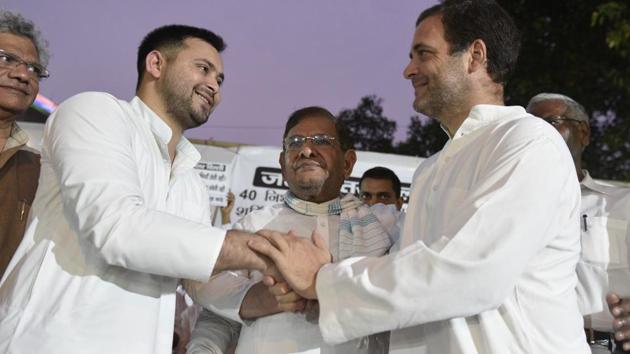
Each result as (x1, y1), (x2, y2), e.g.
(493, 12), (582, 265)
(158, 37), (224, 130)
(403, 14), (471, 122)
(280, 115), (356, 203)
(0, 32), (40, 121)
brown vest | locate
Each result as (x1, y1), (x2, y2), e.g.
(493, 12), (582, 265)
(0, 148), (40, 278)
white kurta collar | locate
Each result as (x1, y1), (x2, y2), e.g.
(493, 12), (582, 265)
(130, 96), (201, 173)
(581, 170), (612, 195)
(452, 104), (527, 140)
(131, 96), (172, 146)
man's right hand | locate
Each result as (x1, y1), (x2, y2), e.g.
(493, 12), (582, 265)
(264, 278), (307, 313)
(214, 230), (279, 276)
(248, 229), (331, 299)
(607, 292), (630, 351)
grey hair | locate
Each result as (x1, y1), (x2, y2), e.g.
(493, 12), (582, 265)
(0, 10), (49, 67)
(527, 93), (589, 123)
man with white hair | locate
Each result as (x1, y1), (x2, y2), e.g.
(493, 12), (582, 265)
(0, 10), (49, 279)
(527, 93), (630, 354)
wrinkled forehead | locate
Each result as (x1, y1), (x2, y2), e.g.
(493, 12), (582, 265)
(287, 115), (339, 138)
(0, 32), (39, 62)
(527, 99), (568, 117)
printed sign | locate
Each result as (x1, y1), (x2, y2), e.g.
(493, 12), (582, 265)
(195, 161), (231, 207)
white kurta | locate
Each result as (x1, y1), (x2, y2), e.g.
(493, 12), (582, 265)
(577, 171), (630, 332)
(315, 105), (590, 353)
(186, 202), (398, 354)
(0, 92), (225, 354)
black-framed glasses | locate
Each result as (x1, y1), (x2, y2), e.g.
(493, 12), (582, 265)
(541, 115), (584, 127)
(0, 49), (49, 81)
(283, 134), (337, 150)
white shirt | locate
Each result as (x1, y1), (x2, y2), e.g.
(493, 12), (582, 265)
(577, 171), (630, 332)
(186, 202), (398, 354)
(0, 92), (225, 354)
(315, 105), (589, 354)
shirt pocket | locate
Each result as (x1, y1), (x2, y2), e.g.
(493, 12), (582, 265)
(582, 217), (628, 269)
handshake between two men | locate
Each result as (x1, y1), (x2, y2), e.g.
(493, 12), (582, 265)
(250, 229), (332, 310)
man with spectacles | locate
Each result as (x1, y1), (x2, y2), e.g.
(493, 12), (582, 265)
(0, 11), (49, 279)
(0, 24), (278, 354)
(185, 106), (396, 353)
(527, 93), (630, 354)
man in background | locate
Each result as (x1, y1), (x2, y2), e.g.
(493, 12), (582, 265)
(528, 93), (630, 354)
(358, 166), (403, 211)
(0, 10), (48, 279)
(186, 106), (396, 353)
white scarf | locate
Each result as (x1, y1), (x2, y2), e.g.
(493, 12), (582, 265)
(284, 192), (392, 261)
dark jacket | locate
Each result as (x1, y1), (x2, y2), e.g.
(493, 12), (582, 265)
(0, 147), (40, 278)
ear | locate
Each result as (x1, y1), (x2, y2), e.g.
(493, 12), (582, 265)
(467, 39), (488, 74)
(343, 150), (357, 178)
(144, 50), (167, 80)
(279, 151), (286, 175)
(580, 122), (591, 150)
(396, 197), (404, 211)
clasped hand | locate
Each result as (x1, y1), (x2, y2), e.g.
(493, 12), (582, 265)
(248, 229), (332, 304)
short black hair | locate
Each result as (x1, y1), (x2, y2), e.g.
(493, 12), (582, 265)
(136, 24), (226, 91)
(359, 167), (402, 198)
(282, 106), (354, 151)
(416, 0), (520, 84)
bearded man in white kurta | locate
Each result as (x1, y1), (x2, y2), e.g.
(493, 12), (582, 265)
(249, 1), (589, 353)
(0, 25), (271, 354)
(186, 107), (397, 354)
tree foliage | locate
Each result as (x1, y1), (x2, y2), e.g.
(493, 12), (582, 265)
(340, 1), (630, 181)
(396, 116), (447, 158)
(337, 95), (397, 153)
(500, 0), (630, 181)
(336, 94), (446, 158)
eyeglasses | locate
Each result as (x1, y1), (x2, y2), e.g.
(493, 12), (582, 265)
(283, 134), (337, 150)
(541, 115), (584, 127)
(0, 49), (49, 81)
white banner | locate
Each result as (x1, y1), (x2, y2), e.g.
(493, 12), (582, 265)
(208, 145), (424, 223)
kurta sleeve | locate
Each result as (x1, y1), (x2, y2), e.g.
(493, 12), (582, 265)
(187, 308), (241, 354)
(45, 92), (225, 282)
(316, 128), (580, 344)
(183, 215), (261, 322)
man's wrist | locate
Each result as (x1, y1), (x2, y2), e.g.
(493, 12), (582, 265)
(216, 230), (267, 274)
(239, 281), (280, 319)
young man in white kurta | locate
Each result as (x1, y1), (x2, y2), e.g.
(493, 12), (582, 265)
(249, 2), (589, 353)
(0, 26), (269, 354)
(315, 105), (587, 353)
